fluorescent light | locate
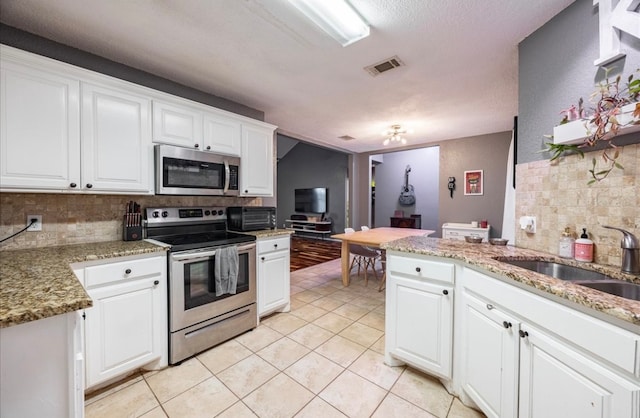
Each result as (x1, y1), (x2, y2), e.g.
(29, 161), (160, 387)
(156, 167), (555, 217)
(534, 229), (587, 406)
(288, 0), (370, 47)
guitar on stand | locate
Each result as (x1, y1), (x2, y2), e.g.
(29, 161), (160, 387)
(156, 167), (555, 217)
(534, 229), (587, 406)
(398, 165), (416, 206)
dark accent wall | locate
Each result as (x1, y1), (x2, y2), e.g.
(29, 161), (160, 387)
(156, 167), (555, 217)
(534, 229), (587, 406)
(518, 0), (640, 164)
(276, 138), (349, 234)
(0, 24), (263, 120)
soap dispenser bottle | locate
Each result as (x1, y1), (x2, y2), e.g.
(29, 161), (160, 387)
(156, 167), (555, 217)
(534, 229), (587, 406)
(575, 228), (594, 262)
(558, 227), (575, 259)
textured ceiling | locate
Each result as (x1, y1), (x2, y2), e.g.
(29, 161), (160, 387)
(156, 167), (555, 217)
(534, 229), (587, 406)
(0, 0), (576, 153)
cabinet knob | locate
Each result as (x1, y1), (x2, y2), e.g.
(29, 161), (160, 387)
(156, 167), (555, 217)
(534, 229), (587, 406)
(274, 244), (278, 248)
(70, 183), (77, 188)
(486, 304), (494, 310)
(442, 289), (449, 295)
(261, 257), (265, 261)
(154, 280), (159, 285)
(194, 143), (199, 148)
(245, 190), (248, 193)
(206, 146), (211, 150)
(519, 330), (529, 338)
(503, 321), (512, 329)
(415, 267), (421, 272)
(86, 183), (93, 188)
(125, 268), (132, 274)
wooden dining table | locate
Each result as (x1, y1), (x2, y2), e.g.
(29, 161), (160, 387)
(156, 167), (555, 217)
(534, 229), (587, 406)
(331, 227), (435, 286)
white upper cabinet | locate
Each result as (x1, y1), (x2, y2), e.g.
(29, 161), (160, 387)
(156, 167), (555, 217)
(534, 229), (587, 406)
(152, 100), (203, 149)
(81, 82), (152, 193)
(0, 45), (153, 194)
(152, 98), (242, 156)
(0, 55), (81, 190)
(203, 112), (241, 156)
(240, 122), (276, 196)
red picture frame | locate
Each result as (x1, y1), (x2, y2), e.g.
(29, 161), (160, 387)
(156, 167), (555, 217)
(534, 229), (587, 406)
(464, 170), (483, 195)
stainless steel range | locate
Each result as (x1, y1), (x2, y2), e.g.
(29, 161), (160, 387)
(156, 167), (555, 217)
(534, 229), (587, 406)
(145, 207), (257, 364)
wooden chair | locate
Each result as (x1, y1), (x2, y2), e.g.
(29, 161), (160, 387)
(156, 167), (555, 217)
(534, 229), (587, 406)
(344, 228), (380, 286)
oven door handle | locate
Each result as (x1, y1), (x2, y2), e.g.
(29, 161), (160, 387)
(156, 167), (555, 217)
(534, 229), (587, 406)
(171, 249), (218, 261)
(223, 160), (230, 194)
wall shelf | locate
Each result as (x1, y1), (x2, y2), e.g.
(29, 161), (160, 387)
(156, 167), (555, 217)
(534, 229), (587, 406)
(553, 102), (639, 145)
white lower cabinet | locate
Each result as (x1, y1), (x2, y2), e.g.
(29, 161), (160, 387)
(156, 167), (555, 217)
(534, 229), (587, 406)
(461, 267), (640, 418)
(461, 291), (519, 418)
(80, 254), (167, 389)
(257, 235), (291, 317)
(385, 252), (454, 379)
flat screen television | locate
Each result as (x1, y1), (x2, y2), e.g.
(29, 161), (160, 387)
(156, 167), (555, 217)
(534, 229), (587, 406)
(295, 187), (328, 213)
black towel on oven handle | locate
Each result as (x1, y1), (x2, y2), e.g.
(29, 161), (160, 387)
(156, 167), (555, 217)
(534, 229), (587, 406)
(213, 246), (239, 296)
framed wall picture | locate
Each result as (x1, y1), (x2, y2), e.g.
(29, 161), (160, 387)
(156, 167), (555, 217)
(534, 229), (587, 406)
(464, 170), (483, 195)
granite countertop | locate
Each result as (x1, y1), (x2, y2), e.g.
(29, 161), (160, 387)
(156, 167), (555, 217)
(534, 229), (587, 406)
(241, 228), (295, 238)
(0, 240), (167, 328)
(383, 237), (640, 327)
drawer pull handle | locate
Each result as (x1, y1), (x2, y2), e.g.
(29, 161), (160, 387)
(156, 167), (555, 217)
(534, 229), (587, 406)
(486, 304), (494, 310)
(125, 269), (132, 274)
(519, 330), (529, 338)
(503, 321), (512, 329)
(154, 280), (159, 285)
(415, 267), (421, 272)
(442, 289), (449, 295)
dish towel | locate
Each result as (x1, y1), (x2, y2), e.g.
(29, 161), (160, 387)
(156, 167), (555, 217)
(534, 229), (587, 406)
(214, 246), (239, 296)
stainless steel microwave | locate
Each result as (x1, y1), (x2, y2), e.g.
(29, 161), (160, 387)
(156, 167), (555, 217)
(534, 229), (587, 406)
(155, 145), (240, 196)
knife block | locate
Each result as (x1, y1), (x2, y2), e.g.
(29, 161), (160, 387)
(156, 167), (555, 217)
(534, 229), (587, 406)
(123, 216), (142, 241)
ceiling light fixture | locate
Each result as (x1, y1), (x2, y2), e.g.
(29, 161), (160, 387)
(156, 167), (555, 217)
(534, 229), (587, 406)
(288, 0), (370, 47)
(383, 125), (408, 146)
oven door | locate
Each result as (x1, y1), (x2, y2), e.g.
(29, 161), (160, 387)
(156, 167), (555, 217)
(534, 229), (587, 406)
(155, 145), (239, 196)
(169, 243), (256, 332)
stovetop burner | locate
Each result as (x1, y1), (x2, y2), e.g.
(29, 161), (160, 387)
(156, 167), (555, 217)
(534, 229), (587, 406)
(144, 206), (256, 251)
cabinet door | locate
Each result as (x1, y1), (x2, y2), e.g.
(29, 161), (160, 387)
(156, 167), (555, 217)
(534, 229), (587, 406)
(81, 82), (152, 193)
(258, 249), (290, 316)
(386, 275), (453, 378)
(0, 60), (81, 190)
(203, 112), (241, 156)
(84, 276), (163, 388)
(462, 291), (519, 418)
(152, 100), (202, 148)
(519, 324), (640, 418)
(240, 123), (274, 196)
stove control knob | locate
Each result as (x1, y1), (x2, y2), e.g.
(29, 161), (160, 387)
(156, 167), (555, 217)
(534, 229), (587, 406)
(218, 210), (224, 215)
(152, 211), (160, 218)
(162, 211), (169, 218)
(205, 210), (211, 216)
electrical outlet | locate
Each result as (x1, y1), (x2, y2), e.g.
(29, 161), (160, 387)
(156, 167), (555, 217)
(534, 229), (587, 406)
(27, 215), (42, 232)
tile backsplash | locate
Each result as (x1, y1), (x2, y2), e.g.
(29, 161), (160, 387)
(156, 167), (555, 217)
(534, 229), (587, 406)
(515, 143), (639, 268)
(0, 193), (261, 250)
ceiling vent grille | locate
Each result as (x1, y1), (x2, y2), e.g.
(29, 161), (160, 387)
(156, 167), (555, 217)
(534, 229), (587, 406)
(365, 56), (404, 76)
(339, 135), (356, 141)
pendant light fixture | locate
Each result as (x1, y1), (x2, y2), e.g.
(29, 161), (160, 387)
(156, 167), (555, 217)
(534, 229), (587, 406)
(288, 0), (370, 47)
(383, 125), (408, 146)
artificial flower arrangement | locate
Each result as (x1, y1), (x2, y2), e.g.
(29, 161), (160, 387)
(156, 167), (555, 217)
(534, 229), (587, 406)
(545, 68), (640, 184)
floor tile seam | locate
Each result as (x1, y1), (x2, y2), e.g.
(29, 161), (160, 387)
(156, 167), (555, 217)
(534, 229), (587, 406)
(146, 365), (216, 408)
(239, 370), (317, 416)
(387, 367), (453, 417)
(316, 368), (390, 418)
(345, 350), (405, 393)
(255, 336), (311, 371)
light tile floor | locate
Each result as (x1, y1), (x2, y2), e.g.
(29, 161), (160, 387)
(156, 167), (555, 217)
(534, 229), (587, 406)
(85, 258), (486, 418)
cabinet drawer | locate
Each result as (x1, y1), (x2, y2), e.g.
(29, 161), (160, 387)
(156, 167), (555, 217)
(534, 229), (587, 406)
(388, 254), (455, 284)
(85, 257), (163, 289)
(257, 236), (290, 254)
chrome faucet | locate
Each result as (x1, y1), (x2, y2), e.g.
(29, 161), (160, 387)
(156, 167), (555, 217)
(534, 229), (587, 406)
(603, 226), (639, 274)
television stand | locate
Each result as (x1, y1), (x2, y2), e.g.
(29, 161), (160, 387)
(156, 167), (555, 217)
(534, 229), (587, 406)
(285, 219), (332, 237)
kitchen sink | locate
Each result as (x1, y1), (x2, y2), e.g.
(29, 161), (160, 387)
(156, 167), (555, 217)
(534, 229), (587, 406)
(499, 258), (640, 301)
(499, 259), (613, 281)
(576, 281), (640, 302)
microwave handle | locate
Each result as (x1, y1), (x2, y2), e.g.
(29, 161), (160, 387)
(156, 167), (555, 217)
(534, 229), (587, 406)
(223, 160), (230, 194)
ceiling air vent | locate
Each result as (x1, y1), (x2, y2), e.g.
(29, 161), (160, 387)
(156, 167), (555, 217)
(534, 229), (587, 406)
(365, 56), (404, 76)
(339, 135), (356, 141)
